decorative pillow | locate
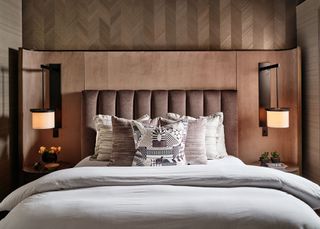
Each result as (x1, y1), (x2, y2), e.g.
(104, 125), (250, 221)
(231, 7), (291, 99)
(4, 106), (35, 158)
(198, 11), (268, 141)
(131, 120), (188, 166)
(93, 115), (113, 161)
(112, 116), (159, 166)
(93, 114), (150, 161)
(166, 112), (227, 159)
(160, 118), (207, 165)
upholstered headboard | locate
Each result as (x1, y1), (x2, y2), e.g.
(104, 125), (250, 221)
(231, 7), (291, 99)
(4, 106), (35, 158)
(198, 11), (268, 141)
(81, 90), (238, 159)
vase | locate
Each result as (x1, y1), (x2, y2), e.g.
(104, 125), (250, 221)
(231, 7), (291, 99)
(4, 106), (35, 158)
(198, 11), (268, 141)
(259, 158), (270, 167)
(41, 152), (57, 163)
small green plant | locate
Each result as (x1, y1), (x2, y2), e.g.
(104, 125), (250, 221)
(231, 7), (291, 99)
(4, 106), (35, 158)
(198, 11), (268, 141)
(259, 152), (270, 166)
(260, 152), (269, 160)
(271, 151), (281, 163)
(271, 151), (280, 158)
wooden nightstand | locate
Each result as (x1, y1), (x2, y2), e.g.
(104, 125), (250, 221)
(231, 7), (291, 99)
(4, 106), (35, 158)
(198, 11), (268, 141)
(250, 161), (300, 175)
(22, 162), (72, 184)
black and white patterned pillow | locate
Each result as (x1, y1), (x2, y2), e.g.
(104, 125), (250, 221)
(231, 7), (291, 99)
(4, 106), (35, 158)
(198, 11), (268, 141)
(131, 120), (187, 166)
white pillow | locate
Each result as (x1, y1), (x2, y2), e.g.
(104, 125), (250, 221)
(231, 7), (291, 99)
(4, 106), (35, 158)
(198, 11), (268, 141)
(93, 114), (150, 161)
(166, 112), (227, 159)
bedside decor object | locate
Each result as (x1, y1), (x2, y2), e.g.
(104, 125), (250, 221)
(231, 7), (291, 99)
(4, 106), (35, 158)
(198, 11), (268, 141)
(38, 146), (61, 164)
(30, 64), (61, 137)
(266, 162), (288, 171)
(250, 161), (300, 175)
(259, 152), (270, 166)
(258, 63), (290, 136)
(271, 151), (281, 163)
(22, 161), (71, 184)
(44, 163), (60, 171)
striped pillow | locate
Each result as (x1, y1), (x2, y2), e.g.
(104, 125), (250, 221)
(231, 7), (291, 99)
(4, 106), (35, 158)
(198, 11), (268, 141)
(166, 112), (227, 159)
(111, 116), (159, 166)
(93, 114), (150, 161)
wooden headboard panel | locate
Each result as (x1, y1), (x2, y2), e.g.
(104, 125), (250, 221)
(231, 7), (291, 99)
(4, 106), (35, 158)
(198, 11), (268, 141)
(20, 48), (300, 167)
(81, 90), (238, 159)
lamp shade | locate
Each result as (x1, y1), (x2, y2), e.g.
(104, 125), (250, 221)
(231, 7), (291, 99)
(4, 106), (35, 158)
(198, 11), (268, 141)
(266, 108), (289, 128)
(30, 109), (55, 129)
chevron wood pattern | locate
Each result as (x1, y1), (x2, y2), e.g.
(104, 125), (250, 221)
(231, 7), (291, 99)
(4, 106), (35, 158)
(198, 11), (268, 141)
(22, 0), (297, 50)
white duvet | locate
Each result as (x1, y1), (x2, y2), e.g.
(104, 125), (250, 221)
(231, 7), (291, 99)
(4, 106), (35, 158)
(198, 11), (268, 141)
(1, 160), (320, 229)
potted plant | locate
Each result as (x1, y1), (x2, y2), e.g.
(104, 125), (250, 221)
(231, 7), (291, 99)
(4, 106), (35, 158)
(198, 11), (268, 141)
(259, 152), (270, 166)
(271, 151), (281, 163)
(38, 146), (62, 164)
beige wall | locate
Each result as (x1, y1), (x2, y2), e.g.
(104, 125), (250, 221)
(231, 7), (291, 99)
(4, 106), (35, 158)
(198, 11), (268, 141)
(297, 0), (320, 183)
(22, 0), (297, 50)
(0, 0), (22, 200)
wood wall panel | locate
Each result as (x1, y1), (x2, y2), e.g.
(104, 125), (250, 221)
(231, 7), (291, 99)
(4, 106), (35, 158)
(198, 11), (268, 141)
(21, 51), (85, 165)
(22, 0), (297, 50)
(297, 0), (320, 183)
(105, 51), (236, 90)
(0, 0), (21, 200)
(237, 49), (300, 164)
(20, 49), (300, 168)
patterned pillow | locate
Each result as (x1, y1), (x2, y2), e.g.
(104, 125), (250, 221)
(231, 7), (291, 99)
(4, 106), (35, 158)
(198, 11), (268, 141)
(131, 120), (187, 166)
(160, 117), (207, 165)
(166, 112), (227, 159)
(93, 114), (150, 161)
(112, 116), (159, 166)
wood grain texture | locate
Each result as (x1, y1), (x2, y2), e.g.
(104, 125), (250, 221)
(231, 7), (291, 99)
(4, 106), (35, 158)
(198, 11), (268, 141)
(105, 51), (237, 90)
(297, 0), (320, 183)
(20, 49), (300, 170)
(237, 49), (300, 164)
(0, 0), (21, 200)
(21, 50), (85, 166)
(22, 0), (297, 50)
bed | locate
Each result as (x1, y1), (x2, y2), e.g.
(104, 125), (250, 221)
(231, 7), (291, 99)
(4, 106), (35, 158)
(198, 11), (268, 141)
(0, 89), (320, 229)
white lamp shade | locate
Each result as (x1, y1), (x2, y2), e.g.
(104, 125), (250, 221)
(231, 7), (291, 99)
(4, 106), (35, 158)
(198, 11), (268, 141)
(267, 109), (289, 128)
(31, 111), (55, 129)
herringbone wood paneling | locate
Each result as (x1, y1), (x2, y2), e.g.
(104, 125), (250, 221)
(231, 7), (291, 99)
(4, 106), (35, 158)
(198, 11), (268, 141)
(22, 0), (296, 50)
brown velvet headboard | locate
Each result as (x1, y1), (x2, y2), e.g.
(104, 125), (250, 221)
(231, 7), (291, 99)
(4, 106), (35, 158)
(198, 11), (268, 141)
(81, 90), (238, 159)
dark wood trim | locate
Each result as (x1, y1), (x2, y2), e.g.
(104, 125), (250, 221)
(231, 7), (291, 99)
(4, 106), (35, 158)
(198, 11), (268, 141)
(8, 48), (19, 190)
(21, 47), (300, 52)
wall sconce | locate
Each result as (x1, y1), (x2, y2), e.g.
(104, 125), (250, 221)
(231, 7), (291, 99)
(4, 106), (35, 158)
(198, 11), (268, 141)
(30, 64), (61, 137)
(258, 63), (289, 136)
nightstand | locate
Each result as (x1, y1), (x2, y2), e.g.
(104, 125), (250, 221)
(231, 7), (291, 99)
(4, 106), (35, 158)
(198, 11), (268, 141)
(21, 162), (72, 184)
(250, 161), (300, 175)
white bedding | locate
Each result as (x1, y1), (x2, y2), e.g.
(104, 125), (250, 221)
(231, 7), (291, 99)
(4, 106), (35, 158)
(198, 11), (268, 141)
(1, 160), (320, 229)
(75, 155), (245, 167)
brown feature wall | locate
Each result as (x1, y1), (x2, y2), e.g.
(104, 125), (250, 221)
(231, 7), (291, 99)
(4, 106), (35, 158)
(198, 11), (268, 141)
(22, 0), (296, 51)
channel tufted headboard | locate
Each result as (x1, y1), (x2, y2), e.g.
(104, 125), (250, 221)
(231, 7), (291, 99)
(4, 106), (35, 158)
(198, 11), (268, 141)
(81, 90), (238, 159)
